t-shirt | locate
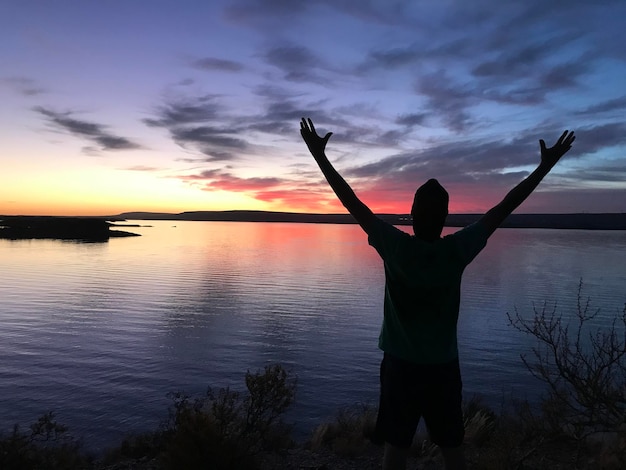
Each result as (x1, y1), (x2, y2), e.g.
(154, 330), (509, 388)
(368, 218), (488, 364)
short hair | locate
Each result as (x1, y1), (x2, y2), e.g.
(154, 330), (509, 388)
(411, 179), (449, 216)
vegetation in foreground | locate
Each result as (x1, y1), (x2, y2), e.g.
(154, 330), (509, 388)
(2, 284), (625, 469)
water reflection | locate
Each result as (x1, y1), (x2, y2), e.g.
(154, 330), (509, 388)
(0, 222), (624, 450)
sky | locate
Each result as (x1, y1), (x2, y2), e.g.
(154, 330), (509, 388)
(1, 0), (625, 216)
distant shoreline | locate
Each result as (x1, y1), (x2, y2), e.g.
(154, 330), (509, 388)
(113, 210), (626, 230)
(2, 212), (625, 236)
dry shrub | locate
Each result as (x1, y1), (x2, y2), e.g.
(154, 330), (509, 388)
(0, 412), (91, 470)
(161, 364), (296, 470)
(309, 403), (377, 458)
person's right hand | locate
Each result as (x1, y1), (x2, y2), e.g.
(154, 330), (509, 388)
(300, 118), (333, 157)
(540, 130), (575, 168)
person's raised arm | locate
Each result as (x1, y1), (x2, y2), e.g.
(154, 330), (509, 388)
(300, 117), (377, 234)
(479, 130), (576, 237)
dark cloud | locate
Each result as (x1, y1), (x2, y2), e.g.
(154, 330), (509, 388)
(415, 71), (477, 132)
(362, 45), (422, 70)
(172, 127), (247, 148)
(470, 35), (584, 86)
(253, 84), (303, 100)
(5, 77), (45, 96)
(146, 0), (626, 196)
(34, 107), (141, 151)
(218, 88), (351, 141)
(226, 0), (418, 30)
(247, 99), (321, 135)
(181, 168), (284, 189)
(338, 121), (626, 204)
(575, 96), (626, 115)
(539, 61), (589, 89)
(225, 0), (308, 25)
(520, 188), (626, 213)
(171, 126), (248, 161)
(412, 56), (589, 131)
(144, 95), (222, 127)
(395, 113), (427, 127)
(263, 45), (328, 83)
(482, 86), (546, 106)
(567, 164), (626, 183)
(350, 4), (594, 125)
(323, 0), (417, 26)
(145, 96), (248, 161)
(564, 123), (626, 156)
(191, 57), (245, 72)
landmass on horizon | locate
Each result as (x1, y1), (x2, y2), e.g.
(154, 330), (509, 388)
(0, 216), (140, 241)
(115, 210), (626, 230)
(2, 212), (625, 241)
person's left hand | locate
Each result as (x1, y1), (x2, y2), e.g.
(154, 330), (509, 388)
(300, 118), (333, 157)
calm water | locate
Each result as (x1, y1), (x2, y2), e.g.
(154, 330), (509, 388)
(1, 221), (625, 451)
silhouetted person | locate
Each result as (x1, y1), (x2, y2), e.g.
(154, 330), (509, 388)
(300, 118), (575, 470)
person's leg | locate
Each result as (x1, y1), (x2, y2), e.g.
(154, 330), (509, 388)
(440, 445), (467, 470)
(383, 442), (409, 470)
(423, 359), (466, 469)
(376, 354), (420, 469)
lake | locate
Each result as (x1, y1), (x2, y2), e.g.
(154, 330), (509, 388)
(1, 221), (625, 451)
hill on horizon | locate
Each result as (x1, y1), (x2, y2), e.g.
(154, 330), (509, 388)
(113, 210), (626, 230)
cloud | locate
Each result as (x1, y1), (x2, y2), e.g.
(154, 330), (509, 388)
(177, 168), (337, 210)
(361, 44), (422, 70)
(224, 0), (308, 25)
(342, 132), (535, 187)
(122, 165), (161, 172)
(414, 71), (477, 132)
(348, 2), (596, 131)
(253, 188), (340, 211)
(395, 113), (427, 127)
(539, 61), (589, 89)
(247, 98), (331, 136)
(144, 87), (355, 163)
(575, 96), (626, 116)
(519, 188), (626, 213)
(144, 96), (250, 161)
(171, 127), (247, 149)
(181, 169), (283, 190)
(262, 44), (330, 84)
(190, 57), (245, 72)
(144, 0), (626, 210)
(4, 77), (46, 96)
(144, 95), (223, 127)
(566, 122), (626, 156)
(565, 164), (626, 183)
(471, 34), (576, 79)
(34, 107), (141, 151)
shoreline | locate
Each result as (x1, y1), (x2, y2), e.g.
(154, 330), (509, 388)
(2, 212), (625, 241)
(114, 210), (626, 230)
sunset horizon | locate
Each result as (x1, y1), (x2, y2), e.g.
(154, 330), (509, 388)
(2, 1), (626, 217)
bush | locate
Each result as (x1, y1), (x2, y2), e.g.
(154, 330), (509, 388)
(309, 403), (377, 458)
(508, 280), (626, 439)
(160, 363), (296, 470)
(0, 412), (91, 470)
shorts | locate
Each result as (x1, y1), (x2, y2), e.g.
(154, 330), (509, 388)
(372, 352), (464, 449)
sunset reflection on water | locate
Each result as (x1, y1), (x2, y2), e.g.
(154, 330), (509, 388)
(1, 221), (625, 450)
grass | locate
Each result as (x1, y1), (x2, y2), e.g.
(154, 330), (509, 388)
(3, 385), (626, 469)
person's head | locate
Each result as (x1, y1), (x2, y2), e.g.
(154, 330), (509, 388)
(411, 178), (448, 241)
